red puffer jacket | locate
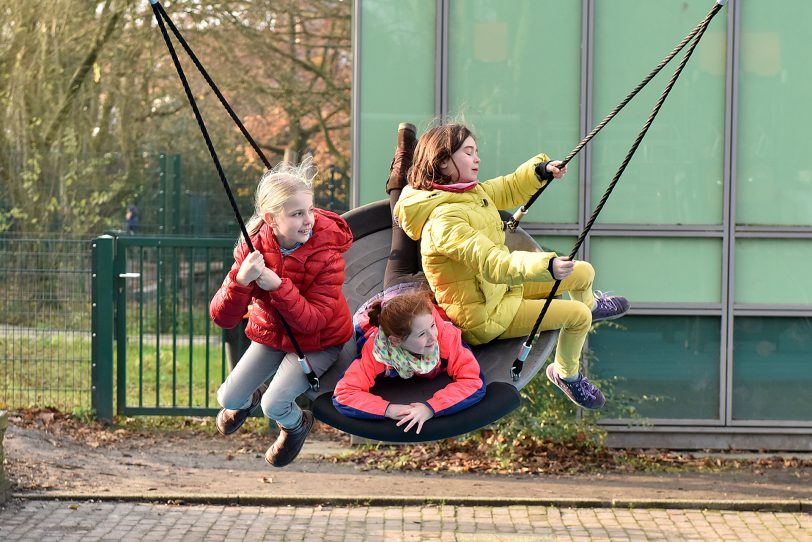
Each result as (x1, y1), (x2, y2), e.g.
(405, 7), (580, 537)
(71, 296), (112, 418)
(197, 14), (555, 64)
(332, 307), (485, 418)
(210, 209), (353, 353)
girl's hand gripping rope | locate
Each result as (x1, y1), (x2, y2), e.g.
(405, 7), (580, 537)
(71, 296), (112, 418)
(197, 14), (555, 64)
(550, 256), (575, 280)
(545, 160), (568, 179)
(256, 267), (282, 291)
(236, 251), (266, 286)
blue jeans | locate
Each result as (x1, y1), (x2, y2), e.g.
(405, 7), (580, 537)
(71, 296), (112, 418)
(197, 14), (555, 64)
(216, 342), (340, 429)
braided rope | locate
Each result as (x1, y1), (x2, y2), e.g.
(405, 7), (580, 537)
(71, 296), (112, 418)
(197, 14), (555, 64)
(508, 1), (725, 230)
(154, 3), (272, 169)
(511, 1), (725, 380)
(149, 1), (318, 390)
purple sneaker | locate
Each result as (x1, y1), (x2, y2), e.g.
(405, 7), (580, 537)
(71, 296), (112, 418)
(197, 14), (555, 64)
(591, 290), (630, 323)
(546, 364), (606, 410)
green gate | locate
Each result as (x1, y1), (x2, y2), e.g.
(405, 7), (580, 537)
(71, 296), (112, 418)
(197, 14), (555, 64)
(92, 234), (237, 420)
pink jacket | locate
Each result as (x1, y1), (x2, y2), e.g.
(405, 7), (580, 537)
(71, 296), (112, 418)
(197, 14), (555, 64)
(210, 209), (353, 352)
(332, 308), (485, 418)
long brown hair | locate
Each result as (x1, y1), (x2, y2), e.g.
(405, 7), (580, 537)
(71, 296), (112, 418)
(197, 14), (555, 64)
(407, 123), (474, 190)
(367, 290), (433, 340)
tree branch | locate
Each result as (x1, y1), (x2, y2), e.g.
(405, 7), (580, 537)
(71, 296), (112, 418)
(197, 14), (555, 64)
(43, 0), (123, 149)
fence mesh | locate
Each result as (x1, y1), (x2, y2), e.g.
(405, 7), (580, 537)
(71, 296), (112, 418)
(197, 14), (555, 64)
(0, 234), (93, 410)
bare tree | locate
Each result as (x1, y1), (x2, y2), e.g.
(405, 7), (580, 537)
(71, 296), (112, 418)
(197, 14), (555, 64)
(0, 0), (352, 234)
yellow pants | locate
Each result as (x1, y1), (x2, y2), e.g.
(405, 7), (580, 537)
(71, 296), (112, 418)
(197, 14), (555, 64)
(499, 261), (595, 379)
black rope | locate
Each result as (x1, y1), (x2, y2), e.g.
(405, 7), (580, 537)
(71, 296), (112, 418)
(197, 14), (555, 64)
(149, 1), (254, 251)
(506, 0), (726, 231)
(153, 2), (272, 170)
(511, 1), (724, 381)
(149, 0), (318, 391)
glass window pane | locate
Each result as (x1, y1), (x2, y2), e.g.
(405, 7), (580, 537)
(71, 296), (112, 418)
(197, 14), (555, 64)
(591, 0), (726, 225)
(733, 317), (812, 421)
(532, 236), (577, 257)
(735, 239), (812, 305)
(591, 237), (722, 303)
(591, 316), (721, 420)
(359, 1), (435, 205)
(448, 0), (582, 224)
(737, 2), (812, 226)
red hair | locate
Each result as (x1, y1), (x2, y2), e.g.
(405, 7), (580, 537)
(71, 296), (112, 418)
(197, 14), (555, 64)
(367, 290), (433, 340)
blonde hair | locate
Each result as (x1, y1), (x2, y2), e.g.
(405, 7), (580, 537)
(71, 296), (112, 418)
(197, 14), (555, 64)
(241, 158), (317, 244)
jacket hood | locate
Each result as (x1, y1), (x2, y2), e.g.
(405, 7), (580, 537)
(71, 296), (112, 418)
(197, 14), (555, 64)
(395, 185), (479, 241)
(309, 208), (353, 254)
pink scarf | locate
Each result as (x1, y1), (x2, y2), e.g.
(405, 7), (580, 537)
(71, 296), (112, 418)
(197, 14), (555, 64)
(432, 180), (478, 193)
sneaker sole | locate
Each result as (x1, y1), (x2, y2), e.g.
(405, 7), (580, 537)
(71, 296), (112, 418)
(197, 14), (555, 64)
(592, 307), (631, 324)
(545, 364), (604, 410)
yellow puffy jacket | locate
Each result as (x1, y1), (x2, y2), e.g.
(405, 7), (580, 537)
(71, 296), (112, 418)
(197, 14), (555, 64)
(395, 153), (558, 345)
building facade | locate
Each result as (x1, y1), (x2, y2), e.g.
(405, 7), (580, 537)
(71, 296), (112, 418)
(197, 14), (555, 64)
(351, 0), (811, 449)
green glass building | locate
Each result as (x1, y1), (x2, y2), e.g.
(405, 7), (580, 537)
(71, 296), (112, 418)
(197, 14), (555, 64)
(351, 0), (811, 449)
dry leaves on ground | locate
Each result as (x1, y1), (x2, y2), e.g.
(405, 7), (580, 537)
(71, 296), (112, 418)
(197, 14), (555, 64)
(340, 431), (812, 476)
(5, 406), (347, 454)
(6, 407), (810, 477)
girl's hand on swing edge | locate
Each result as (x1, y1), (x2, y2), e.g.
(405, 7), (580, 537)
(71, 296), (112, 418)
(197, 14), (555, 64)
(396, 403), (435, 434)
(236, 251), (266, 286)
(385, 403), (411, 420)
(546, 160), (568, 179)
(552, 256), (575, 280)
(256, 268), (282, 291)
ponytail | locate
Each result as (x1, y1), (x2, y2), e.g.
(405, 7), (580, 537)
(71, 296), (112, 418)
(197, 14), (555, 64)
(368, 290), (433, 340)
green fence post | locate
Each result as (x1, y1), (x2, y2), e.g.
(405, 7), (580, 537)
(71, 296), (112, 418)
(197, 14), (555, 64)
(159, 152), (167, 235)
(92, 235), (115, 423)
(172, 154), (181, 235)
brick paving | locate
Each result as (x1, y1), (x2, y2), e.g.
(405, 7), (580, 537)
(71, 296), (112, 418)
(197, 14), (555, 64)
(0, 500), (810, 541)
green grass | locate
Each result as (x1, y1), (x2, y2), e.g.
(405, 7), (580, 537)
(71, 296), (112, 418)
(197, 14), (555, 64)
(0, 334), (92, 410)
(122, 340), (228, 410)
(0, 334), (229, 412)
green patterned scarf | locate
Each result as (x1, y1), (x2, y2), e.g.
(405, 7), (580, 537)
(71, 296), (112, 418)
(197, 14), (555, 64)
(372, 328), (440, 379)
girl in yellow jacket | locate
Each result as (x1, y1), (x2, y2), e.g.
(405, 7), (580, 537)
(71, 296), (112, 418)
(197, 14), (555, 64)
(394, 123), (629, 410)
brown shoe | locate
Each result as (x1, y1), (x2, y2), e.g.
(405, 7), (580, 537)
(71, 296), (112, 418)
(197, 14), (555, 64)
(386, 122), (417, 193)
(216, 389), (262, 436)
(265, 410), (314, 468)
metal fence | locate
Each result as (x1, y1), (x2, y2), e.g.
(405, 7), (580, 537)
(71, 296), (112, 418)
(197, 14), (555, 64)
(125, 153), (350, 237)
(0, 234), (93, 410)
(95, 235), (236, 419)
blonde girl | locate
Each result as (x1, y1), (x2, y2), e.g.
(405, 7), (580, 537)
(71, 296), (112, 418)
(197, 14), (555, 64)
(210, 159), (353, 467)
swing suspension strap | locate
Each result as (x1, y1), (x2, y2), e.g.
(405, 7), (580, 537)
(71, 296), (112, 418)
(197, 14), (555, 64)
(149, 0), (319, 392)
(511, 0), (726, 381)
(506, 0), (728, 232)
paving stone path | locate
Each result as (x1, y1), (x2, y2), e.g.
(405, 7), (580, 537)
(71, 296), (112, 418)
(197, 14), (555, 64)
(1, 499), (810, 541)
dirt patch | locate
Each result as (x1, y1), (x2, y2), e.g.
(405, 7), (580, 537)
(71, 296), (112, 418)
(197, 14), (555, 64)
(3, 408), (811, 502)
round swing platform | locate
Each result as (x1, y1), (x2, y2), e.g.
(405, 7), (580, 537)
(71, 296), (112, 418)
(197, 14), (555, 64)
(305, 199), (559, 442)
